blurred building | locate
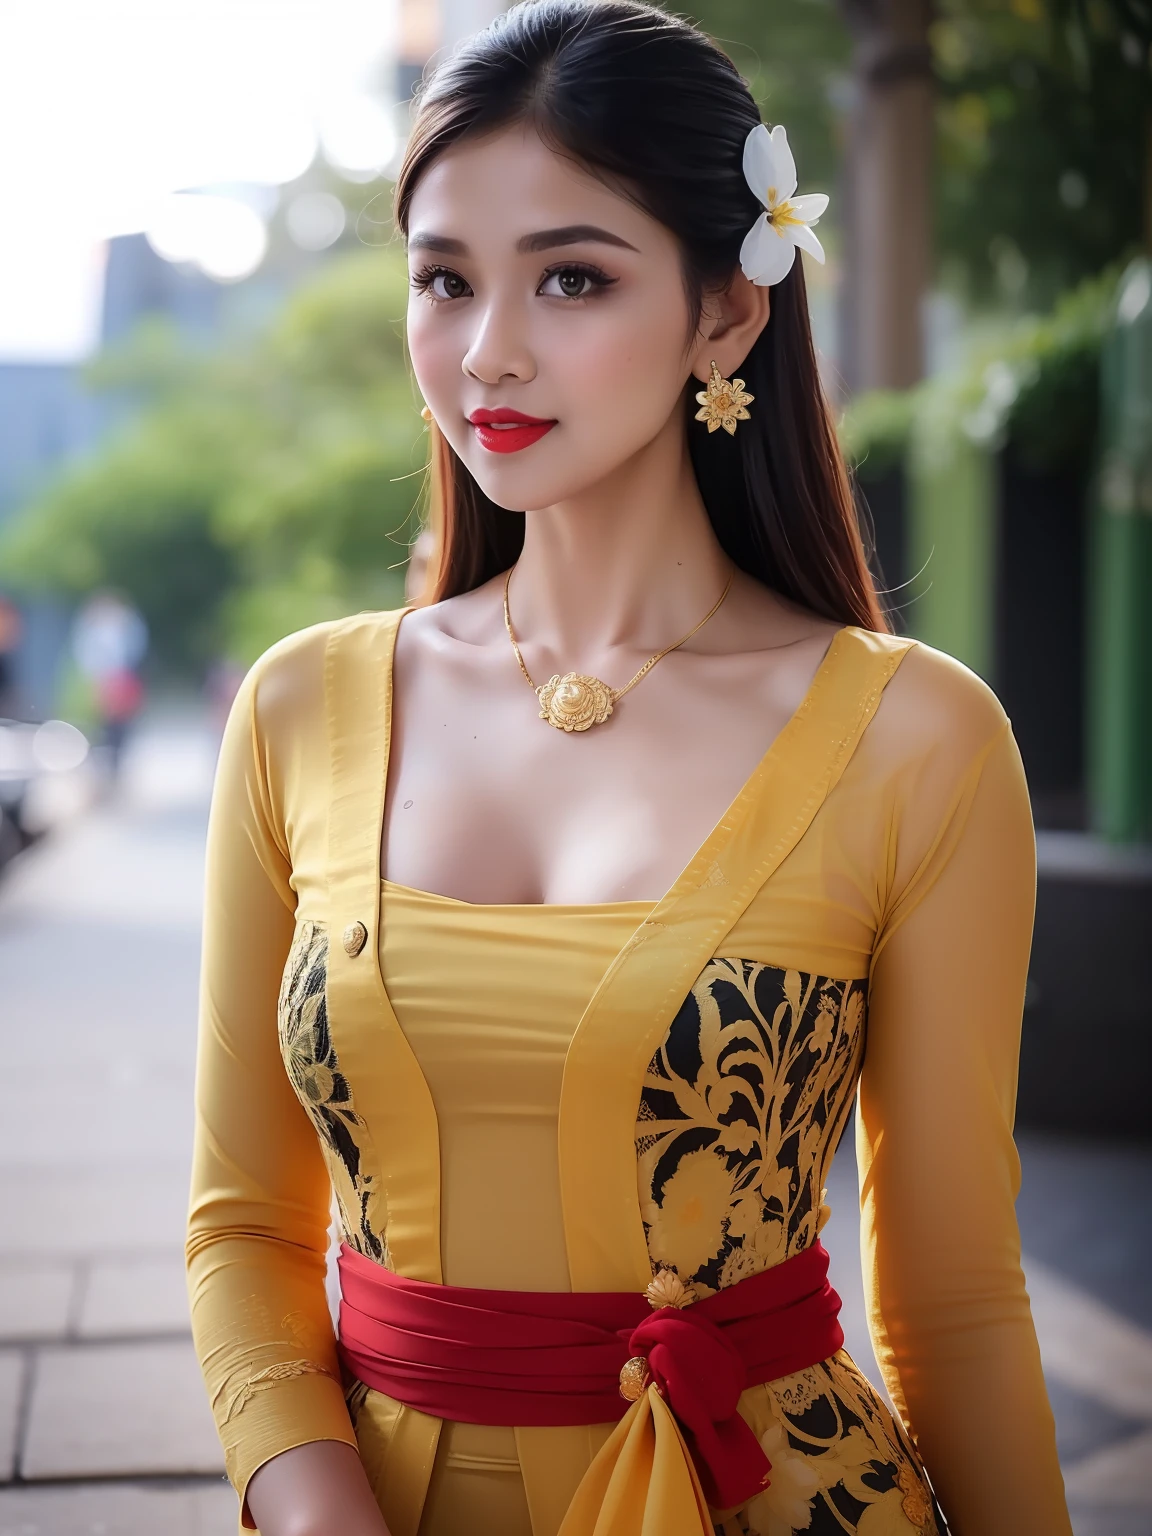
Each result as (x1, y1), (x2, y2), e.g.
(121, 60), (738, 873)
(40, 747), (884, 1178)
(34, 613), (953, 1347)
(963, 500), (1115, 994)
(0, 365), (107, 716)
(101, 233), (224, 348)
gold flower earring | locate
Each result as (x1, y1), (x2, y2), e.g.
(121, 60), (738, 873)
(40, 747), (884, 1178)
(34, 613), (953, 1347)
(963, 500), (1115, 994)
(420, 405), (433, 424)
(694, 361), (754, 435)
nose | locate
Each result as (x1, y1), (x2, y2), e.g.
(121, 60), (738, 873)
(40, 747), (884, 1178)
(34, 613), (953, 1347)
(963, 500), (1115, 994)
(461, 292), (536, 386)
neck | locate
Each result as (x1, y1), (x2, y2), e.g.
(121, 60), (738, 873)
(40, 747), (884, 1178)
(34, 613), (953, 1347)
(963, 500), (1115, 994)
(507, 414), (731, 667)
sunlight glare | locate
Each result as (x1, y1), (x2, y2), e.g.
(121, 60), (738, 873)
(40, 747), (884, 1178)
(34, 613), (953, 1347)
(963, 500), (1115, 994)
(145, 194), (269, 282)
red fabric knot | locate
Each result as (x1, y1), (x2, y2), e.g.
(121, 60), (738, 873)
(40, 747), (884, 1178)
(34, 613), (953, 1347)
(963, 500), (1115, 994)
(336, 1239), (843, 1516)
(624, 1306), (771, 1510)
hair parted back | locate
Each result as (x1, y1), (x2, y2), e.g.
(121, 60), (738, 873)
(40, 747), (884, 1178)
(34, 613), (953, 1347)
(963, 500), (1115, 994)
(395, 0), (887, 633)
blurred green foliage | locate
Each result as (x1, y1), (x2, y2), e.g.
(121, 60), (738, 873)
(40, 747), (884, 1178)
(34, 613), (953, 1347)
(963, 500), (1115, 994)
(0, 248), (424, 675)
(934, 0), (1151, 308)
(687, 0), (1149, 308)
(997, 268), (1115, 471)
(837, 390), (918, 483)
(841, 267), (1117, 479)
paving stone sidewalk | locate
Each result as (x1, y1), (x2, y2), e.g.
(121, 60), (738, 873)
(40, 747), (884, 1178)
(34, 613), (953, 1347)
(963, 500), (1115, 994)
(0, 720), (232, 1533)
(1, 715), (1149, 1535)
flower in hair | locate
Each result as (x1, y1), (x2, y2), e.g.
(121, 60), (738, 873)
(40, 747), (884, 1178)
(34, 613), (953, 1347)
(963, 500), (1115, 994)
(739, 124), (829, 287)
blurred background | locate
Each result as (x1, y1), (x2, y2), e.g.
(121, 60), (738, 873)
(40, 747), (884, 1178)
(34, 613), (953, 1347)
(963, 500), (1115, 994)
(0, 1), (1149, 1533)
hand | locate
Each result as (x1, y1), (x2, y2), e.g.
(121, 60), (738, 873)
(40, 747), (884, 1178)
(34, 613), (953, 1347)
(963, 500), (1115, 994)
(245, 1440), (392, 1536)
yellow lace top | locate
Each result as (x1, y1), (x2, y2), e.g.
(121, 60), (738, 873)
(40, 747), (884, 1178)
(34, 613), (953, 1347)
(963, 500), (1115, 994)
(187, 612), (1071, 1536)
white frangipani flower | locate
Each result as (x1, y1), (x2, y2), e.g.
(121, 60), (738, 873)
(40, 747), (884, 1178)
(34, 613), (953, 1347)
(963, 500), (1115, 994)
(739, 124), (829, 287)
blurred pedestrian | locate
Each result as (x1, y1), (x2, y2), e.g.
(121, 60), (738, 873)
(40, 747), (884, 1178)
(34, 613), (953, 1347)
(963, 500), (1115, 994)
(71, 593), (149, 773)
(0, 596), (22, 718)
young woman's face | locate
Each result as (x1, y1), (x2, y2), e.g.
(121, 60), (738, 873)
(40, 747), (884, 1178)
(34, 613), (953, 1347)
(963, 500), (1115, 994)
(405, 125), (707, 512)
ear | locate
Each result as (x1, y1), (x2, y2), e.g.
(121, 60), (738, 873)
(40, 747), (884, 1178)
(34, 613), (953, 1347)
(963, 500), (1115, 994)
(690, 270), (771, 384)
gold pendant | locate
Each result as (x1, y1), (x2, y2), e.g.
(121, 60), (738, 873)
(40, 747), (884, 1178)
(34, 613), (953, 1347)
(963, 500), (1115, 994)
(537, 673), (616, 732)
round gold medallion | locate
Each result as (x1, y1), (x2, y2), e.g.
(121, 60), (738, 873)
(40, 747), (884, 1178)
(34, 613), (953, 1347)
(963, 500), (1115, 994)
(537, 673), (615, 732)
(618, 1356), (650, 1402)
(503, 566), (734, 732)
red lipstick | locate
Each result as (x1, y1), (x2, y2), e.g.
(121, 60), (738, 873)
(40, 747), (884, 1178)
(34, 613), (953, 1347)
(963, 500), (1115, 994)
(467, 406), (556, 454)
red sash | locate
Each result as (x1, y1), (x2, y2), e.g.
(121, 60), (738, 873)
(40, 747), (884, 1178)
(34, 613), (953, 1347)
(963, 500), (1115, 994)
(338, 1240), (843, 1511)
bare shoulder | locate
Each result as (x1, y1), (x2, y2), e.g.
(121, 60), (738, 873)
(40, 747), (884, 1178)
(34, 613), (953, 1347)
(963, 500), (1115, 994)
(708, 577), (844, 709)
(721, 572), (842, 654)
(396, 577), (504, 653)
(869, 637), (1010, 763)
(391, 580), (511, 701)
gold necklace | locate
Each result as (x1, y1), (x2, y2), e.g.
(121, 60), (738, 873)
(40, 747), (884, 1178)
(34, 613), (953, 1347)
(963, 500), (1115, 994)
(503, 567), (735, 732)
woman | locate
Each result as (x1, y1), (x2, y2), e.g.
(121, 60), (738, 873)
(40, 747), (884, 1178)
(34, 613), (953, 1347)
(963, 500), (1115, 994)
(187, 4), (1071, 1533)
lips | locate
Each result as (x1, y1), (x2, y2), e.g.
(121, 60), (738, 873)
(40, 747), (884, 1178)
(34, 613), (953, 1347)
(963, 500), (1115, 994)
(467, 406), (556, 455)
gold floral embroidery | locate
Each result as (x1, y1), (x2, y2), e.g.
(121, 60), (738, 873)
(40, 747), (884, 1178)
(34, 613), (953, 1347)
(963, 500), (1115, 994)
(648, 1145), (739, 1277)
(770, 1368), (822, 1418)
(855, 1490), (921, 1533)
(897, 1465), (933, 1529)
(219, 1359), (334, 1423)
(745, 1419), (822, 1533)
(739, 1371), (937, 1535)
(638, 961), (865, 1293)
(278, 921), (386, 1262)
(638, 960), (941, 1536)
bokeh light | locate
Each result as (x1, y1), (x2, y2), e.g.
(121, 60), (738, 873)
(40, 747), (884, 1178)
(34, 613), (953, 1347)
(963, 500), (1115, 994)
(145, 193), (269, 282)
(318, 96), (398, 178)
(287, 191), (347, 251)
(31, 720), (90, 773)
(0, 0), (395, 357)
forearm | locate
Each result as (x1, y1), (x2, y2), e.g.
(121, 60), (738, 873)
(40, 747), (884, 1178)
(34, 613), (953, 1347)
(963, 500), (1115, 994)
(885, 1318), (1067, 1535)
(246, 1441), (391, 1536)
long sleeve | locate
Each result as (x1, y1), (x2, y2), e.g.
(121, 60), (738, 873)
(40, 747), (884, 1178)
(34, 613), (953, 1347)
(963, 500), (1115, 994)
(186, 638), (358, 1513)
(857, 706), (1071, 1533)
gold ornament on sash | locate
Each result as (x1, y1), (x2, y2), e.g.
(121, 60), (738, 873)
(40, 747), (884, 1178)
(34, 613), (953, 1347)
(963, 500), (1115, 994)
(645, 1269), (696, 1310)
(617, 1355), (651, 1402)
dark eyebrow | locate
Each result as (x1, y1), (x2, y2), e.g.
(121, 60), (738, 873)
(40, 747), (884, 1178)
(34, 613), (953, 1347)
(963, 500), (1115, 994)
(407, 231), (468, 255)
(406, 224), (638, 257)
(516, 224), (638, 254)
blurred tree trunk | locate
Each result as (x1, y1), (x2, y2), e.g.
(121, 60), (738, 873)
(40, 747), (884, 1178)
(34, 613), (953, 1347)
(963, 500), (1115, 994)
(837, 0), (934, 392)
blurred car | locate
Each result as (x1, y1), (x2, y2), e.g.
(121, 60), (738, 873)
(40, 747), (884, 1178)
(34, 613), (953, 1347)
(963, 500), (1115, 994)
(0, 717), (90, 873)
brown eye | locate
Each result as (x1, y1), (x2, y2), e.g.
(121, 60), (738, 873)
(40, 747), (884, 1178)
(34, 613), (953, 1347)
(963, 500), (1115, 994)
(540, 266), (601, 299)
(428, 270), (471, 300)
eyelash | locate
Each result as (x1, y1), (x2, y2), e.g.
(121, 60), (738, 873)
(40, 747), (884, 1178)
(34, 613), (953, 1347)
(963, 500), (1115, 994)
(409, 261), (617, 302)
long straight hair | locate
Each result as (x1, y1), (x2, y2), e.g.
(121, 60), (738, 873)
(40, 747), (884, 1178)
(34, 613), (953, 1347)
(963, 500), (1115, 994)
(395, 0), (887, 632)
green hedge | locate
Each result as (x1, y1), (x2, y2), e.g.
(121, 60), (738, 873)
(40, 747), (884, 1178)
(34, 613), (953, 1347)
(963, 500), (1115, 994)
(841, 269), (1116, 483)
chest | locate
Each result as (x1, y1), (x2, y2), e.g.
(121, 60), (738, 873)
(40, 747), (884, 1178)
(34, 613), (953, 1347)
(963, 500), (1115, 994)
(284, 611), (908, 1290)
(382, 638), (821, 904)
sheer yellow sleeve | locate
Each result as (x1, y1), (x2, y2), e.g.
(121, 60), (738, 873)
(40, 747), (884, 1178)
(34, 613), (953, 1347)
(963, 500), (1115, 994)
(186, 632), (358, 1514)
(857, 654), (1070, 1534)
